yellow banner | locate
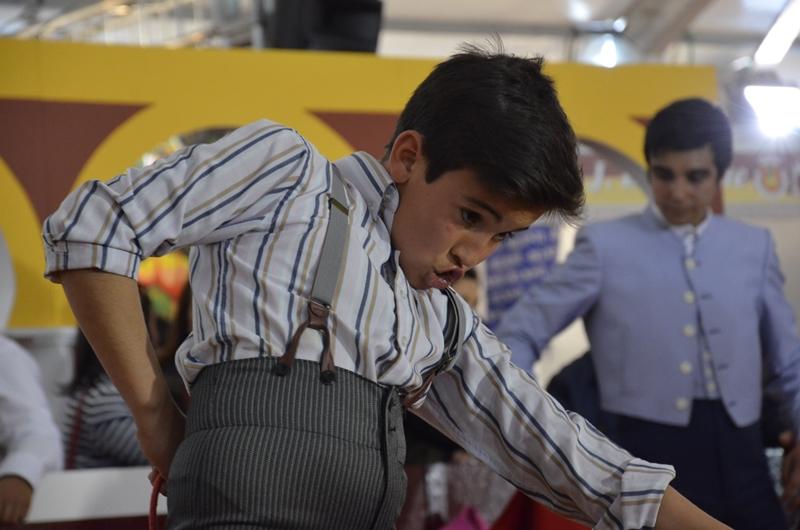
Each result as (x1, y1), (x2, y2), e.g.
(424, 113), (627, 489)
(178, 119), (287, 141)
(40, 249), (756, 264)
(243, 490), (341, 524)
(1, 39), (719, 328)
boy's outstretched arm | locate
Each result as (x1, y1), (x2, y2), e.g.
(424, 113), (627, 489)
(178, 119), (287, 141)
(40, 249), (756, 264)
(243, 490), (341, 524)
(57, 269), (185, 482)
(655, 487), (731, 529)
(412, 296), (731, 529)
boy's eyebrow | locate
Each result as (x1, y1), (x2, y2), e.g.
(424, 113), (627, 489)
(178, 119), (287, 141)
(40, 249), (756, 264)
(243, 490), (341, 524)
(465, 197), (502, 222)
(650, 165), (674, 177)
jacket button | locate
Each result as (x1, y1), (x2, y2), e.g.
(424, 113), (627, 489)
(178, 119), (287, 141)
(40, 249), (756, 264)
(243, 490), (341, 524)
(679, 361), (692, 375)
(683, 324), (696, 337)
(685, 258), (697, 270)
(683, 291), (695, 304)
(676, 398), (690, 411)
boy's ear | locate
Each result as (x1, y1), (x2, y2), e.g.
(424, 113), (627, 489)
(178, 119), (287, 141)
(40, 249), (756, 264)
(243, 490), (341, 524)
(387, 130), (424, 185)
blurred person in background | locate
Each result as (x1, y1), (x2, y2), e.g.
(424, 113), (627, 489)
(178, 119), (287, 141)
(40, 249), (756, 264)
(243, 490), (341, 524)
(0, 334), (62, 525)
(0, 228), (62, 525)
(497, 98), (800, 529)
(61, 295), (156, 469)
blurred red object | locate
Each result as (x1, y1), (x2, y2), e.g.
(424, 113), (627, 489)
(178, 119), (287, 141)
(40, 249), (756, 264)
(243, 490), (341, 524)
(492, 492), (588, 530)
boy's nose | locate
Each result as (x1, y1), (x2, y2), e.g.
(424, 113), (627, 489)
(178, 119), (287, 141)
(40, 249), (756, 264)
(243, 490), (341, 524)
(669, 176), (693, 200)
(451, 237), (493, 269)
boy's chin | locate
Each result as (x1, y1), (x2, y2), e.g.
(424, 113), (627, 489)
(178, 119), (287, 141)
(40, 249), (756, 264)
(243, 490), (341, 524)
(405, 276), (428, 290)
(401, 268), (431, 291)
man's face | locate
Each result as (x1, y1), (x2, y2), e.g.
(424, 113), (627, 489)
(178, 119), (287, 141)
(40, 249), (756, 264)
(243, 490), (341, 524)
(386, 132), (543, 290)
(648, 145), (720, 226)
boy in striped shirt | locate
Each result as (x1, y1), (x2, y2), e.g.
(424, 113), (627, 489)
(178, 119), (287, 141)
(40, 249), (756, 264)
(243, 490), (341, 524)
(44, 45), (728, 529)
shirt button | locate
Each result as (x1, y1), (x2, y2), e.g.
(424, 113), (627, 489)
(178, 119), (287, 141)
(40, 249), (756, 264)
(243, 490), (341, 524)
(683, 324), (696, 337)
(706, 382), (717, 393)
(679, 361), (692, 375)
(676, 398), (690, 411)
(400, 335), (409, 347)
(683, 291), (695, 304)
(685, 258), (696, 270)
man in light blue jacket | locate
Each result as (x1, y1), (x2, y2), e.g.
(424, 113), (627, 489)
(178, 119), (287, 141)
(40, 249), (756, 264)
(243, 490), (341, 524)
(497, 98), (800, 529)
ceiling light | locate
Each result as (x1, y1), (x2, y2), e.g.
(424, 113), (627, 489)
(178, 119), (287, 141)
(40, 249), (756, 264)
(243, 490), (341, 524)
(110, 4), (131, 17)
(743, 85), (800, 137)
(569, 0), (591, 23)
(594, 34), (618, 68)
(754, 0), (800, 66)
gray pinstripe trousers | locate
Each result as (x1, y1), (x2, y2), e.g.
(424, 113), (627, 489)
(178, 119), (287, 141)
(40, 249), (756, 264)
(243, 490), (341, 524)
(167, 357), (406, 529)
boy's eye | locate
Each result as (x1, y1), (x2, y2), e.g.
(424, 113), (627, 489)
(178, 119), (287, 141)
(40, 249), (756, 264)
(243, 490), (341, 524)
(493, 232), (515, 243)
(651, 168), (674, 182)
(460, 209), (481, 227)
(687, 170), (711, 183)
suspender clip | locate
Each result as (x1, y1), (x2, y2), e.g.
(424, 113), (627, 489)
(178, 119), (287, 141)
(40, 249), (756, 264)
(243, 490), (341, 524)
(277, 298), (336, 383)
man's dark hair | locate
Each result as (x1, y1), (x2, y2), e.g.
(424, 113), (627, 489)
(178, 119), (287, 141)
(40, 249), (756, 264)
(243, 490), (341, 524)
(386, 43), (584, 221)
(644, 98), (733, 179)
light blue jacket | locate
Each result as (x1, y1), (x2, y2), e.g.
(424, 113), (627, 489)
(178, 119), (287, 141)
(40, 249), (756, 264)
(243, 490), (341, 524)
(496, 208), (800, 428)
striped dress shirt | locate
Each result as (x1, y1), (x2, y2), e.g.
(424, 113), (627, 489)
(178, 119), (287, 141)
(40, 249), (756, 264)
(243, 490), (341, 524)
(44, 119), (675, 529)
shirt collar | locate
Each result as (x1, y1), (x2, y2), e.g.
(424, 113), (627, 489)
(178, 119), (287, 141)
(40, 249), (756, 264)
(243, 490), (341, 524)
(648, 202), (713, 239)
(333, 151), (399, 231)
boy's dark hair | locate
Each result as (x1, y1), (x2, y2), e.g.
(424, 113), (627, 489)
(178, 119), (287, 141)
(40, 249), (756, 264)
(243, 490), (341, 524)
(644, 98), (733, 179)
(386, 43), (584, 221)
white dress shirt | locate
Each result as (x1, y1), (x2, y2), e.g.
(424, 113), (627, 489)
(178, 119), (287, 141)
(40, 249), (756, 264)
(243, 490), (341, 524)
(44, 119), (675, 529)
(0, 335), (63, 486)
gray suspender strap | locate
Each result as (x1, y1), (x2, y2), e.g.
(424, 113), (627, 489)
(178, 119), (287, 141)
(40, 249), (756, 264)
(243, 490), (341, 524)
(309, 167), (350, 306)
(276, 162), (465, 396)
(276, 165), (350, 383)
(402, 287), (468, 408)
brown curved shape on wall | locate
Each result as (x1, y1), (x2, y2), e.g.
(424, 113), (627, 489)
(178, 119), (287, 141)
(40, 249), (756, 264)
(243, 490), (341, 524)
(0, 98), (148, 223)
(311, 110), (399, 159)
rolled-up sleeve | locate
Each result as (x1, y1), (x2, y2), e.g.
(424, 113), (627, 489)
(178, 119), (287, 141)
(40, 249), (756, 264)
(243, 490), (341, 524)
(43, 120), (309, 281)
(415, 318), (675, 530)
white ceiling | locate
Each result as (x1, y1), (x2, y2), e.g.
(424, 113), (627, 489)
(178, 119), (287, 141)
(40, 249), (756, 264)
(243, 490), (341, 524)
(1, 0), (799, 82)
(382, 0), (785, 37)
(692, 0), (786, 35)
(377, 0), (800, 87)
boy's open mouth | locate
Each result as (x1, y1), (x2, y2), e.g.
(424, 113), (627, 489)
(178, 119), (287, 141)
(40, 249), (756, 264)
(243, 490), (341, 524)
(429, 268), (464, 289)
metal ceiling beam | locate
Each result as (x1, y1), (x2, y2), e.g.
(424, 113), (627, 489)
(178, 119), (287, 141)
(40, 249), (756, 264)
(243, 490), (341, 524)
(16, 0), (125, 38)
(622, 0), (715, 55)
(16, 0), (210, 40)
